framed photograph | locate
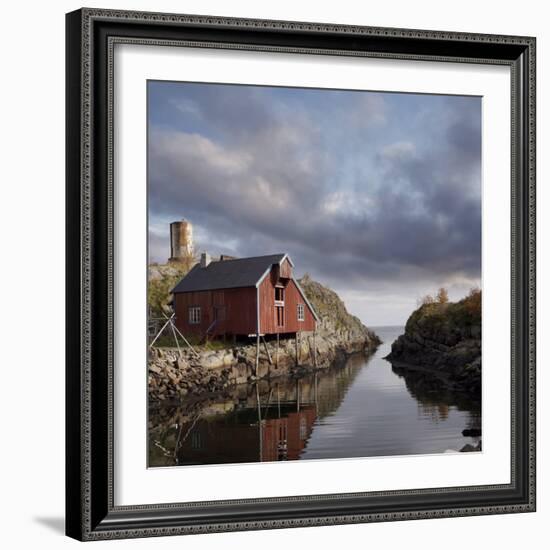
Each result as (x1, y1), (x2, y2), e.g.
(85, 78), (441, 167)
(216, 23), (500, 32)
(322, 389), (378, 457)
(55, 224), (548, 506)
(65, 8), (536, 541)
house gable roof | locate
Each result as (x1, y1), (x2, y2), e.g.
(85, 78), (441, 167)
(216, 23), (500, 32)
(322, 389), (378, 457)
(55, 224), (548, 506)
(291, 277), (320, 322)
(171, 254), (287, 293)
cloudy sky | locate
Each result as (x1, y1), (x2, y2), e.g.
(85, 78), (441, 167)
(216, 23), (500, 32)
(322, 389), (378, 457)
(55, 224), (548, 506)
(148, 81), (481, 327)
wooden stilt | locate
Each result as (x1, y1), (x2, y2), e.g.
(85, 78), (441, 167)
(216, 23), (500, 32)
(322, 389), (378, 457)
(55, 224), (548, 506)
(174, 411), (201, 459)
(149, 317), (171, 348)
(255, 333), (260, 376)
(276, 332), (280, 369)
(261, 335), (273, 365)
(295, 332), (299, 367)
(314, 372), (319, 414)
(169, 321), (182, 357)
(256, 383), (263, 462)
(164, 314), (199, 358)
(263, 388), (273, 419)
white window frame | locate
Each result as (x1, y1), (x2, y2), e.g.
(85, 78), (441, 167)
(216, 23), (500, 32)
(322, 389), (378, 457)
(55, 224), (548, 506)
(297, 303), (305, 322)
(188, 306), (201, 324)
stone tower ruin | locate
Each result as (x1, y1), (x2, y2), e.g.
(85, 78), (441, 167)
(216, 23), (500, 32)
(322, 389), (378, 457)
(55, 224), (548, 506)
(169, 219), (194, 262)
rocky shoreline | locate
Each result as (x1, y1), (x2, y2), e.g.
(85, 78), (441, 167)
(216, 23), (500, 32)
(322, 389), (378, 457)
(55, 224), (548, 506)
(149, 273), (381, 405)
(385, 291), (481, 396)
(149, 328), (380, 405)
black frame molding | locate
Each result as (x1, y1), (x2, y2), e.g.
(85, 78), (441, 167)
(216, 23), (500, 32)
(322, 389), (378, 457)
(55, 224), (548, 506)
(66, 8), (536, 541)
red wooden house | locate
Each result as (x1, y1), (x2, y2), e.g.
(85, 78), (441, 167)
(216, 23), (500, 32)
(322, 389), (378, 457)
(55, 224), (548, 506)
(171, 253), (318, 339)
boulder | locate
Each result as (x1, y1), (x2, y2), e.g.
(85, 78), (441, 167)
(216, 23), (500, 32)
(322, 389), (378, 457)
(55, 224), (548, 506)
(222, 353), (235, 366)
(175, 357), (189, 370)
(202, 354), (225, 369)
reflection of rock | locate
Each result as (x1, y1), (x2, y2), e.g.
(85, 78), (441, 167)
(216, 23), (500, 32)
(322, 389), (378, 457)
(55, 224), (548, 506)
(390, 363), (481, 439)
(460, 441), (482, 452)
(148, 352), (371, 466)
(391, 363), (481, 409)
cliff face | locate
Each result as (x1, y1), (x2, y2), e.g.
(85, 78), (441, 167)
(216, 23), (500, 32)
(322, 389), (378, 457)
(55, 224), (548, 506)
(298, 274), (381, 350)
(386, 290), (481, 395)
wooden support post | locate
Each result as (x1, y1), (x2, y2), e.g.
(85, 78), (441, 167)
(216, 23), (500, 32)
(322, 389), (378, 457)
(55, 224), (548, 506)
(261, 335), (273, 365)
(149, 317), (171, 348)
(295, 332), (299, 367)
(255, 333), (260, 376)
(276, 332), (279, 369)
(166, 314), (199, 358)
(256, 383), (263, 462)
(314, 372), (319, 414)
(169, 321), (182, 357)
(263, 388), (273, 419)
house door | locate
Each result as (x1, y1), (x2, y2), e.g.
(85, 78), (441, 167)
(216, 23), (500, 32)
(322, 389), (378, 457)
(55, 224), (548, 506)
(213, 305), (226, 321)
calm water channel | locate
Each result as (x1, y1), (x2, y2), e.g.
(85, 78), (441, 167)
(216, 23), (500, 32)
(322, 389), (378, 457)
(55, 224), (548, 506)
(149, 326), (481, 467)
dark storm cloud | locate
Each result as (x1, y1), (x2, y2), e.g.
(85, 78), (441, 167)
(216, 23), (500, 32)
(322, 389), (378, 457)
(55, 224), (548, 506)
(148, 83), (481, 324)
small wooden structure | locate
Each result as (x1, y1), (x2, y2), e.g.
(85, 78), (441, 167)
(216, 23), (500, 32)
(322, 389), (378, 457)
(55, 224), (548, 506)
(171, 253), (319, 340)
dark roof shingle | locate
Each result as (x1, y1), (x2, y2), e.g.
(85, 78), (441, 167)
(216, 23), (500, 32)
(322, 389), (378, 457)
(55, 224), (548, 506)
(171, 254), (286, 293)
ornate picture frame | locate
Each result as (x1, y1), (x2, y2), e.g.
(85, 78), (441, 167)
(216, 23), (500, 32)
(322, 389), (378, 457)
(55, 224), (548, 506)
(66, 8), (536, 541)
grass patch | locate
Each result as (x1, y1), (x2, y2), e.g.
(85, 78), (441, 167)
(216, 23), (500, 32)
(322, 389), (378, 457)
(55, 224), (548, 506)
(150, 332), (235, 352)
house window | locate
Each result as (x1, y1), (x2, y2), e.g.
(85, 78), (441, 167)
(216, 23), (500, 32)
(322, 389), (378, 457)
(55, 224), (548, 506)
(276, 306), (285, 327)
(297, 304), (305, 322)
(188, 306), (201, 324)
(213, 305), (226, 321)
(275, 286), (284, 302)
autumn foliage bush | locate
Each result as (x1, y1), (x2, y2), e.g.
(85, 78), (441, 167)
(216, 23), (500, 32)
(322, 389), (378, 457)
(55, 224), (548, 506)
(415, 287), (481, 328)
(463, 287), (481, 318)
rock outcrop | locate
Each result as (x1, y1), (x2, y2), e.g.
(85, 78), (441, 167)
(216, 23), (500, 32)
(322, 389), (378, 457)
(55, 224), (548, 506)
(297, 274), (380, 349)
(386, 290), (481, 395)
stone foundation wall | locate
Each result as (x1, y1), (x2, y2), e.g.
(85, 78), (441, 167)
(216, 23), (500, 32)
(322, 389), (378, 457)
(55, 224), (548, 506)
(149, 332), (375, 404)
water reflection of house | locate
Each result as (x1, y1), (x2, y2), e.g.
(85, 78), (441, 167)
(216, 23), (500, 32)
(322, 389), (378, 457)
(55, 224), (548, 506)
(261, 407), (317, 461)
(176, 405), (317, 465)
